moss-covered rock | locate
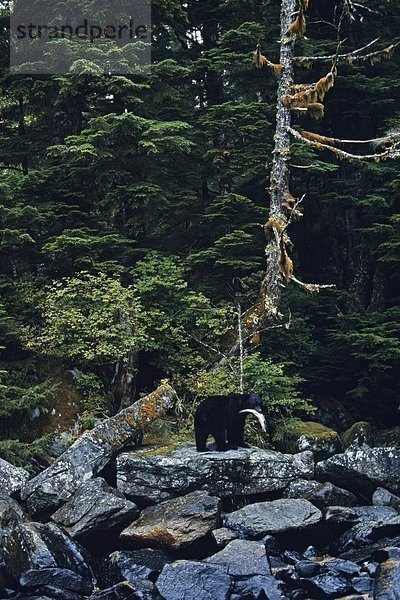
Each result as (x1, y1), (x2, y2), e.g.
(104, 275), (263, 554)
(341, 422), (375, 449)
(277, 420), (341, 460)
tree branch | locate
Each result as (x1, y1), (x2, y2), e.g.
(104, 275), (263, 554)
(288, 127), (400, 161)
(294, 39), (399, 65)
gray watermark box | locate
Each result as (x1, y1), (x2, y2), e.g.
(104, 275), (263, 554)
(10, 0), (151, 74)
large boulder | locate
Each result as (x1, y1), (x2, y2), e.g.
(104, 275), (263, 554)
(283, 479), (358, 509)
(117, 446), (314, 504)
(3, 519), (94, 586)
(0, 458), (29, 496)
(373, 487), (400, 512)
(51, 477), (139, 539)
(19, 568), (92, 596)
(277, 421), (342, 460)
(120, 490), (221, 551)
(205, 540), (271, 577)
(20, 383), (177, 517)
(316, 448), (400, 497)
(224, 499), (322, 539)
(101, 548), (172, 586)
(341, 421), (374, 449)
(374, 556), (400, 600)
(334, 517), (400, 554)
(156, 561), (232, 600)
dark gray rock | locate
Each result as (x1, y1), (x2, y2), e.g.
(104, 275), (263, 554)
(296, 560), (321, 578)
(51, 477), (139, 539)
(3, 520), (94, 585)
(339, 537), (400, 562)
(211, 527), (238, 549)
(351, 506), (398, 522)
(334, 517), (400, 554)
(224, 499), (322, 539)
(263, 535), (282, 557)
(99, 549), (172, 587)
(120, 491), (221, 551)
(374, 558), (400, 600)
(316, 448), (400, 496)
(373, 487), (400, 512)
(283, 479), (357, 509)
(324, 506), (359, 526)
(90, 580), (157, 599)
(20, 384), (177, 516)
(324, 505), (397, 527)
(233, 575), (284, 600)
(205, 539), (271, 576)
(302, 573), (352, 598)
(324, 559), (360, 577)
(282, 550), (304, 565)
(13, 586), (84, 600)
(351, 576), (374, 594)
(19, 568), (92, 595)
(117, 446), (314, 504)
(0, 496), (25, 562)
(0, 458), (29, 496)
(156, 560), (232, 600)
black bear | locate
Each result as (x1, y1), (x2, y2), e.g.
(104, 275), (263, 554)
(194, 393), (266, 452)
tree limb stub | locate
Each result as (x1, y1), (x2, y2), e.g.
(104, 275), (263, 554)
(20, 383), (177, 516)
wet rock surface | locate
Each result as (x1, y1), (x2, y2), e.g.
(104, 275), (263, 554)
(117, 446), (315, 504)
(156, 561), (232, 600)
(224, 498), (322, 538)
(0, 458), (29, 497)
(283, 479), (358, 509)
(316, 447), (400, 496)
(120, 490), (221, 551)
(1, 435), (399, 600)
(51, 477), (139, 539)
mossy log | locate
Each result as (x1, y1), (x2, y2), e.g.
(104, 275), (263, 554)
(21, 383), (177, 517)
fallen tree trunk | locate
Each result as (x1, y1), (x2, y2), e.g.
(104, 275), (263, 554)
(21, 382), (177, 517)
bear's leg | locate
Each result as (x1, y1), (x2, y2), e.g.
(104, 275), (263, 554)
(213, 429), (228, 451)
(228, 415), (248, 448)
(195, 427), (208, 452)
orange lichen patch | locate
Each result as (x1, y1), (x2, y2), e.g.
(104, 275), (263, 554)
(300, 130), (335, 144)
(307, 103), (325, 119)
(253, 45), (283, 77)
(283, 68), (336, 115)
(287, 11), (306, 39)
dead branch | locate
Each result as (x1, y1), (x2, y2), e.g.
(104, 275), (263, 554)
(288, 127), (399, 161)
(294, 39), (399, 66)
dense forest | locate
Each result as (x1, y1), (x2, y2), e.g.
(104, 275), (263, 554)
(0, 0), (400, 467)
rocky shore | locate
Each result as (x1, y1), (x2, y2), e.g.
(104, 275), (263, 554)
(0, 420), (399, 599)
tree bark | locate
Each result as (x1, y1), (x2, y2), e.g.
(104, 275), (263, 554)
(258, 0), (296, 322)
(240, 0), (296, 339)
(211, 0), (296, 365)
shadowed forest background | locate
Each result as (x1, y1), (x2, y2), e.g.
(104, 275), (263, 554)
(0, 0), (399, 467)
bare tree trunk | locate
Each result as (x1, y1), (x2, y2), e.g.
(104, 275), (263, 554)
(240, 0), (296, 339)
(212, 0), (296, 365)
(258, 0), (296, 322)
